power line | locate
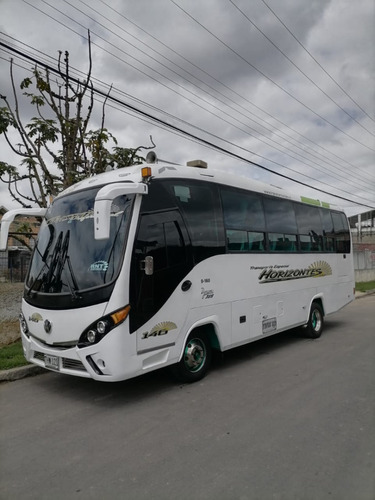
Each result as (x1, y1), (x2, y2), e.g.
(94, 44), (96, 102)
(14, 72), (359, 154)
(72, 0), (374, 188)
(5, 27), (374, 198)
(169, 0), (375, 152)
(93, 0), (363, 173)
(28, 0), (375, 192)
(25, 0), (359, 188)
(2, 32), (375, 203)
(229, 0), (374, 136)
(64, 0), (375, 176)
(260, 0), (374, 122)
(1, 40), (374, 210)
(7, 1), (375, 193)
(43, 1), (372, 193)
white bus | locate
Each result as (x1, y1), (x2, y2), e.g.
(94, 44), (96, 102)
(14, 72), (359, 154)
(0, 159), (355, 382)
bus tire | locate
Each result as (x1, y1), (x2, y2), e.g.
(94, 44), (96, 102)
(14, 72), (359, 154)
(171, 331), (212, 383)
(305, 302), (324, 339)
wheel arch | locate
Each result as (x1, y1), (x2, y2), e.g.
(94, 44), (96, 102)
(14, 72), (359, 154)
(308, 294), (325, 320)
(180, 318), (222, 360)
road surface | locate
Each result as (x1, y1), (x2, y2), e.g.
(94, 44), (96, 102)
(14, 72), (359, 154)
(1, 295), (374, 499)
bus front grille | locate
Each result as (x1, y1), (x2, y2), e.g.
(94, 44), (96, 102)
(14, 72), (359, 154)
(33, 351), (86, 372)
(62, 358), (86, 372)
(33, 351), (45, 362)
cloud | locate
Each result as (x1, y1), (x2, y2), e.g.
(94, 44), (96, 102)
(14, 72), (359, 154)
(0, 0), (374, 215)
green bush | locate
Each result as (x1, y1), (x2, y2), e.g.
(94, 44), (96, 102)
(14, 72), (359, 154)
(0, 340), (29, 370)
(356, 281), (375, 293)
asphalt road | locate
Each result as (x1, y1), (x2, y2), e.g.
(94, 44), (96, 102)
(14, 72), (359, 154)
(1, 295), (374, 500)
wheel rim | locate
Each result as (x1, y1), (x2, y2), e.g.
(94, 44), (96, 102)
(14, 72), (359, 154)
(183, 338), (206, 373)
(312, 310), (322, 332)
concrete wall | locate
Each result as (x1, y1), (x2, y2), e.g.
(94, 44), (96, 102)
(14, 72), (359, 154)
(353, 240), (375, 283)
(355, 269), (375, 282)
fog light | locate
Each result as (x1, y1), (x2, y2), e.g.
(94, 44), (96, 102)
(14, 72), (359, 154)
(97, 359), (106, 368)
(87, 330), (96, 343)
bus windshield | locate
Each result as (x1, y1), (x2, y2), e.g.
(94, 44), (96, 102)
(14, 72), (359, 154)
(25, 187), (134, 307)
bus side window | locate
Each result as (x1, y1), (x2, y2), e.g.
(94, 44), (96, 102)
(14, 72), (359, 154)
(269, 233), (297, 252)
(295, 203), (324, 252)
(319, 209), (335, 252)
(332, 212), (351, 253)
(221, 187), (265, 252)
(170, 181), (225, 263)
(264, 198), (298, 252)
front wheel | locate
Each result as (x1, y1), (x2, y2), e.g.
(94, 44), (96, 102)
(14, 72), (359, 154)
(305, 302), (324, 338)
(171, 332), (212, 383)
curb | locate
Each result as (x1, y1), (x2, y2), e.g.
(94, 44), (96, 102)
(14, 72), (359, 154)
(355, 289), (375, 299)
(0, 364), (46, 382)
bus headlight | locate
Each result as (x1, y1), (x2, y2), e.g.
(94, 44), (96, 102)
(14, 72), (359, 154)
(87, 330), (96, 343)
(19, 313), (29, 335)
(78, 305), (130, 348)
(97, 321), (108, 334)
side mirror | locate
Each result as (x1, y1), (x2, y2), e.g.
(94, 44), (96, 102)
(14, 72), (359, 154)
(0, 208), (47, 251)
(94, 182), (148, 240)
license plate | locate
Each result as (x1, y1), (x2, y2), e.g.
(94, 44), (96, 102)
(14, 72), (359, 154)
(262, 317), (277, 334)
(45, 354), (59, 371)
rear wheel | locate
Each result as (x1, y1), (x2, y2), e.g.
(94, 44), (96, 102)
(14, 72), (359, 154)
(305, 302), (324, 338)
(171, 331), (212, 383)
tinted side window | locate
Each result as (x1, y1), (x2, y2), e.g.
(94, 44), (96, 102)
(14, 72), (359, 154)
(130, 210), (192, 331)
(221, 188), (266, 252)
(140, 180), (177, 212)
(294, 203), (323, 251)
(332, 212), (351, 253)
(165, 221), (186, 268)
(269, 233), (297, 252)
(264, 198), (298, 252)
(221, 189), (265, 231)
(137, 217), (167, 271)
(167, 181), (225, 263)
(264, 198), (297, 234)
(320, 209), (335, 252)
(295, 204), (322, 234)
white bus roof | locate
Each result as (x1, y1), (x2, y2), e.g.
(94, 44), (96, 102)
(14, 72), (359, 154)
(56, 161), (332, 209)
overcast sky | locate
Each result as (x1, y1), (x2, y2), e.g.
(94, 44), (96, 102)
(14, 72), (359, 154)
(1, 0), (374, 216)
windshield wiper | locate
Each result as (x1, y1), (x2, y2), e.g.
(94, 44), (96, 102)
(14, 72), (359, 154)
(27, 226), (55, 296)
(49, 231), (82, 299)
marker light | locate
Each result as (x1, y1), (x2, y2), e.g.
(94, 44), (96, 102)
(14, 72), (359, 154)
(141, 166), (152, 180)
(111, 305), (131, 325)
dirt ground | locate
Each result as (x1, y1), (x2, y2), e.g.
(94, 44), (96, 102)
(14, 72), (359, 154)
(0, 282), (24, 346)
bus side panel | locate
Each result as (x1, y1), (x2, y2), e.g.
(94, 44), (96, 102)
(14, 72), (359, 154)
(133, 250), (354, 375)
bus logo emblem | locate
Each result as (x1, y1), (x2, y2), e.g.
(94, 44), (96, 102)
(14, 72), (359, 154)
(258, 261), (332, 284)
(141, 321), (177, 340)
(44, 320), (52, 334)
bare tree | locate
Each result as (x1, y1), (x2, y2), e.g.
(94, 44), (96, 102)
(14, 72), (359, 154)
(0, 33), (155, 209)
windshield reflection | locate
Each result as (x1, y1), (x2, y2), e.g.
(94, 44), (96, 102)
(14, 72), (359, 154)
(26, 188), (134, 299)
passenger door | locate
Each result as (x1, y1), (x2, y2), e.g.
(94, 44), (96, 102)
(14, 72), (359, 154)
(130, 210), (192, 332)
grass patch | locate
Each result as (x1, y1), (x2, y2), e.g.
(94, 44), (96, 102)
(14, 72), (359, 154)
(0, 340), (29, 370)
(356, 281), (375, 293)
